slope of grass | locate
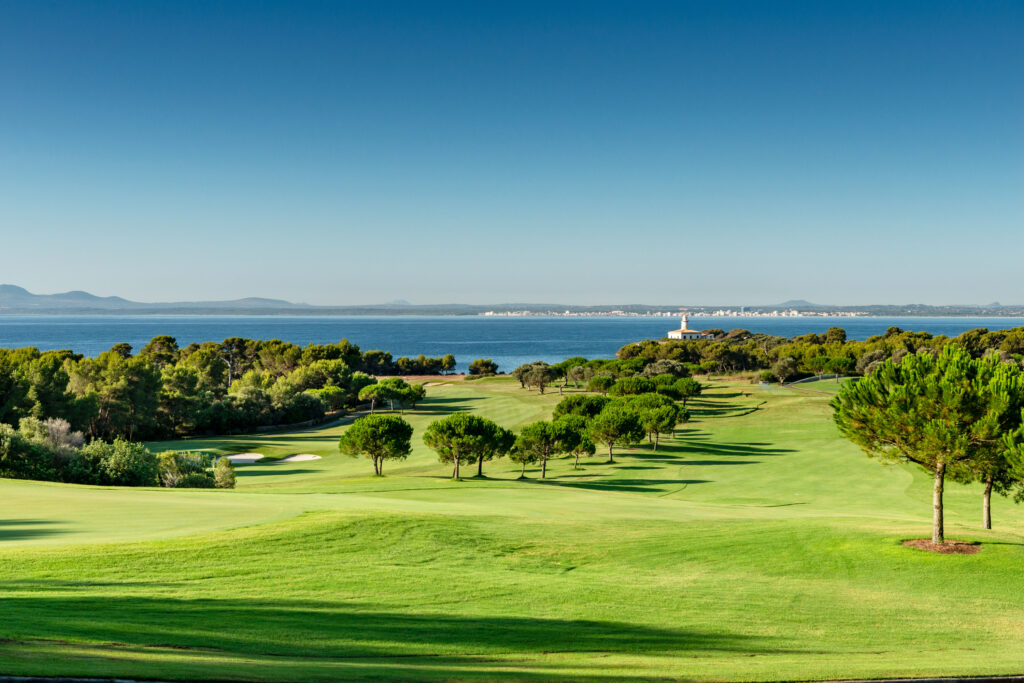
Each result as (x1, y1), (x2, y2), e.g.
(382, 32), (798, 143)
(3, 378), (1024, 681)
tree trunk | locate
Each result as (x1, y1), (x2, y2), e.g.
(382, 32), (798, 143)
(520, 461), (526, 478)
(541, 456), (547, 479)
(574, 452), (580, 469)
(654, 432), (659, 451)
(983, 474), (994, 530)
(932, 461), (946, 544)
(607, 444), (614, 463)
(379, 459), (384, 476)
(453, 455), (460, 479)
(477, 455), (484, 477)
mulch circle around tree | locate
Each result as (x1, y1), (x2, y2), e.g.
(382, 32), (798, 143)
(902, 539), (981, 554)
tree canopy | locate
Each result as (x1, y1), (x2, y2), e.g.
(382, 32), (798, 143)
(338, 414), (414, 476)
(832, 346), (1024, 543)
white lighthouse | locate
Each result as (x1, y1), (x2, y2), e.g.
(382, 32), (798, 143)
(667, 315), (707, 340)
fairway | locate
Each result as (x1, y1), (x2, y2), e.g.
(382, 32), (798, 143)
(4, 378), (1024, 681)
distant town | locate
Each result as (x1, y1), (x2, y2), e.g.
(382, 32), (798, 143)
(480, 308), (869, 318)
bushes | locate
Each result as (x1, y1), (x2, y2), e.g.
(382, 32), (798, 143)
(214, 457), (237, 488)
(0, 420), (234, 489)
(157, 451), (236, 489)
(307, 385), (347, 411)
(0, 424), (55, 481)
(80, 439), (159, 486)
(468, 358), (499, 375)
(608, 376), (657, 397)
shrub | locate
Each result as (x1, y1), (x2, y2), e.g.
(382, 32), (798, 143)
(656, 385), (681, 400)
(0, 423), (55, 481)
(586, 375), (616, 395)
(177, 472), (216, 488)
(214, 457), (236, 488)
(80, 439), (159, 486)
(553, 394), (610, 420)
(608, 376), (657, 397)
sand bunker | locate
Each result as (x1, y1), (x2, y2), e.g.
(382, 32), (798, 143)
(278, 453), (322, 462)
(225, 453), (265, 464)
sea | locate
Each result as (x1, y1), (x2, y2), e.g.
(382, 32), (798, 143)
(0, 315), (1020, 373)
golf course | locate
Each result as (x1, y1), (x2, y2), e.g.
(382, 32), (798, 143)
(3, 376), (1024, 681)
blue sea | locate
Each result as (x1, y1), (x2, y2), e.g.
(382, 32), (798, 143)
(0, 315), (1020, 373)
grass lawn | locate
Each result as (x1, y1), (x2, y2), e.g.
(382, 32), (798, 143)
(3, 377), (1024, 681)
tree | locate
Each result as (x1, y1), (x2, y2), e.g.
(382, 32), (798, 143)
(641, 404), (684, 450)
(441, 354), (457, 374)
(358, 384), (384, 413)
(566, 365), (590, 388)
(423, 413), (513, 479)
(338, 414), (413, 476)
(806, 355), (831, 376)
(468, 358), (499, 375)
(140, 335), (180, 368)
(826, 357), (855, 382)
(399, 383), (428, 410)
(586, 375), (615, 395)
(553, 394), (609, 420)
(832, 346), (1024, 544)
(553, 414), (595, 469)
(525, 363), (557, 394)
(511, 363), (531, 389)
(509, 439), (538, 477)
(589, 404), (644, 463)
(514, 421), (563, 478)
(772, 357), (798, 385)
(673, 377), (702, 405)
(608, 376), (657, 397)
(377, 377), (413, 411)
(825, 327), (847, 345)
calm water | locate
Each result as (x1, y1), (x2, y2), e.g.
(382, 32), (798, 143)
(0, 315), (1020, 373)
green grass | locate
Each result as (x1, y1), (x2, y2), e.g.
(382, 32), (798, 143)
(3, 378), (1024, 681)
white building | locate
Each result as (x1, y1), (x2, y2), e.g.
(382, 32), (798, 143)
(667, 315), (710, 340)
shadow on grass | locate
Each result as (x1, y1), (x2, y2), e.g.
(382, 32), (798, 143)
(540, 478), (712, 493)
(0, 519), (65, 542)
(0, 595), (777, 678)
(238, 468), (321, 478)
(655, 439), (793, 459)
(413, 396), (485, 415)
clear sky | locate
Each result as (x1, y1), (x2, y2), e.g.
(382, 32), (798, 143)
(1, 1), (1021, 306)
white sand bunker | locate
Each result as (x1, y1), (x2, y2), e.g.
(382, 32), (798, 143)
(278, 453), (322, 462)
(225, 453), (265, 464)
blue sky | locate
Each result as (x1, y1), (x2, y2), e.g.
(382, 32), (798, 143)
(1, 1), (1021, 305)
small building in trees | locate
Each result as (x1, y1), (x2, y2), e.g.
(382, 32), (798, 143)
(667, 315), (711, 341)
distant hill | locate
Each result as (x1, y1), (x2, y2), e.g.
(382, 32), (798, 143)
(0, 285), (303, 313)
(0, 285), (1021, 317)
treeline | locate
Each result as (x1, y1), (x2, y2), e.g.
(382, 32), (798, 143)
(508, 356), (703, 402)
(0, 416), (236, 488)
(618, 325), (1024, 379)
(0, 336), (455, 441)
(340, 370), (696, 478)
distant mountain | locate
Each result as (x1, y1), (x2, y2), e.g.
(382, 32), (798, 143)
(0, 285), (301, 313)
(0, 285), (1021, 317)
